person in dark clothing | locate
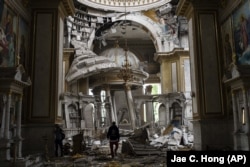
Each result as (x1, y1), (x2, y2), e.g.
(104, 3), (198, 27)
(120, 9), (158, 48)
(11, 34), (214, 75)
(107, 121), (120, 158)
(54, 124), (65, 157)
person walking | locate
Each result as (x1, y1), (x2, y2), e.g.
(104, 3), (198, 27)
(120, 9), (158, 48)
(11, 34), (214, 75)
(54, 124), (65, 157)
(107, 121), (120, 159)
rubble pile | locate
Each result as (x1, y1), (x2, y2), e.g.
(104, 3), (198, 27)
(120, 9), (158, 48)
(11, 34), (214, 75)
(121, 124), (194, 156)
(50, 124), (193, 166)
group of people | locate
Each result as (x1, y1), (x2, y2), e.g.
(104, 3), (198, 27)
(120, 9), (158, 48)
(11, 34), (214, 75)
(54, 121), (120, 159)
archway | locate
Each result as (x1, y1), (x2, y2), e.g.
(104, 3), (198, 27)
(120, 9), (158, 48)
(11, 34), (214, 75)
(171, 102), (182, 127)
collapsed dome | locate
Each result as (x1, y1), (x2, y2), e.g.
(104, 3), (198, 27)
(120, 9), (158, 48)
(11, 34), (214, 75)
(99, 44), (140, 69)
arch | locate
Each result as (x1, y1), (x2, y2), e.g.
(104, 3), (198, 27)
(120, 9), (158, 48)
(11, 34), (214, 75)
(117, 107), (130, 124)
(67, 102), (79, 128)
(158, 103), (166, 126)
(83, 103), (95, 128)
(91, 13), (163, 52)
(115, 14), (162, 52)
(171, 102), (182, 127)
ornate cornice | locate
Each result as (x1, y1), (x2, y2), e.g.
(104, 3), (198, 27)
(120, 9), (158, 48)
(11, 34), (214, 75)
(176, 0), (220, 18)
(154, 48), (189, 63)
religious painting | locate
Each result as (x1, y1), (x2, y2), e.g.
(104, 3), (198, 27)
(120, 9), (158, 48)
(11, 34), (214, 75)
(221, 17), (234, 78)
(0, 3), (17, 67)
(18, 17), (29, 68)
(232, 0), (250, 65)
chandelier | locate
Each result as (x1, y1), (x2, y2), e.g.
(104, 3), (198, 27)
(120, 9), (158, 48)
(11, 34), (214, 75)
(117, 0), (133, 83)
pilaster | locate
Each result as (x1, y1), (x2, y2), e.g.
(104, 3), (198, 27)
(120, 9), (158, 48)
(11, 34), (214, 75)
(154, 48), (189, 94)
(28, 0), (75, 123)
(176, 0), (230, 150)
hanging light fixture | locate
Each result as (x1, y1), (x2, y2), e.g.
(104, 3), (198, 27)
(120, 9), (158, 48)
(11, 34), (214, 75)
(117, 0), (133, 83)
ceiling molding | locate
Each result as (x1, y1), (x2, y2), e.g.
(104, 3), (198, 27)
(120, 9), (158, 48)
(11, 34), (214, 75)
(77, 0), (171, 12)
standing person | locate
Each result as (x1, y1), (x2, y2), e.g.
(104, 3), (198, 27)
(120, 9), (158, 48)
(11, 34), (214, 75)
(107, 121), (120, 159)
(54, 124), (65, 157)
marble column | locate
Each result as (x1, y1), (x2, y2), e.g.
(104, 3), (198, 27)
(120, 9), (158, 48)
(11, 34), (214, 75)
(64, 102), (71, 128)
(16, 95), (23, 158)
(5, 92), (12, 160)
(146, 101), (154, 126)
(165, 101), (170, 126)
(145, 85), (154, 126)
(135, 106), (141, 127)
(124, 84), (136, 130)
(242, 89), (249, 133)
(242, 88), (250, 150)
(104, 85), (115, 124)
(111, 91), (118, 125)
(92, 88), (102, 128)
(232, 92), (239, 150)
(0, 94), (7, 138)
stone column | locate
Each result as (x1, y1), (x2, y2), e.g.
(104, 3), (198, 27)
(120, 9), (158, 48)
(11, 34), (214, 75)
(242, 89), (249, 132)
(111, 91), (118, 125)
(16, 95), (23, 158)
(135, 106), (141, 127)
(0, 94), (7, 138)
(104, 85), (115, 124)
(232, 92), (239, 150)
(5, 92), (11, 160)
(92, 88), (102, 128)
(124, 84), (136, 130)
(63, 48), (74, 92)
(165, 100), (170, 126)
(145, 85), (153, 126)
(134, 100), (143, 127)
(242, 88), (250, 150)
(65, 19), (73, 48)
(62, 100), (71, 129)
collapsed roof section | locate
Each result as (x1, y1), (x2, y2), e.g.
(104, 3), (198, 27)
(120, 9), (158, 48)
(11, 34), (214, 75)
(65, 38), (117, 82)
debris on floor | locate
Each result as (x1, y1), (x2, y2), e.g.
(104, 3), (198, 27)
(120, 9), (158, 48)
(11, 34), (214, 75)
(43, 124), (193, 166)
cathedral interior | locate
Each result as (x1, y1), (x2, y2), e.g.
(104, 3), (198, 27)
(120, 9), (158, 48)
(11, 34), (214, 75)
(0, 0), (250, 166)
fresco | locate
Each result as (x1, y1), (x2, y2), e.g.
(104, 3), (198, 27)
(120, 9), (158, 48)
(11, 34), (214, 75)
(0, 3), (17, 67)
(232, 0), (250, 65)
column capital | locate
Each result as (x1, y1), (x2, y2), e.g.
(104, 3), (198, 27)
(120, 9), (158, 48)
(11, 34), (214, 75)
(124, 83), (131, 91)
